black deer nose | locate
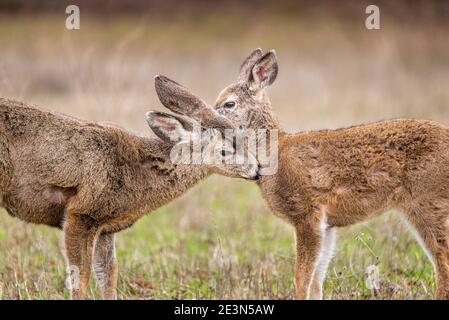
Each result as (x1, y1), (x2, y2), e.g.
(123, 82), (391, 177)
(251, 166), (261, 181)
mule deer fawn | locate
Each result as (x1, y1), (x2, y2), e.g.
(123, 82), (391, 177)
(155, 49), (449, 299)
(0, 98), (259, 299)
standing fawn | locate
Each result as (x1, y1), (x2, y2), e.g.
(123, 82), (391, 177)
(0, 98), (259, 299)
(155, 49), (449, 299)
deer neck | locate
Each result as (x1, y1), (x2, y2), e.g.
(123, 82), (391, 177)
(248, 104), (291, 182)
(250, 104), (287, 145)
(248, 99), (280, 130)
(129, 135), (210, 212)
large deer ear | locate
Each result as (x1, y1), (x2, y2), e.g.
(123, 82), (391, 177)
(154, 75), (235, 130)
(238, 48), (263, 82)
(248, 50), (278, 92)
(154, 75), (208, 117)
(145, 111), (193, 143)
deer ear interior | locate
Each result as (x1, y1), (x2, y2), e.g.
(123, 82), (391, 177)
(145, 111), (192, 143)
(249, 50), (278, 92)
(238, 48), (263, 82)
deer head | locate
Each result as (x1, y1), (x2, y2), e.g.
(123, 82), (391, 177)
(145, 111), (260, 180)
(154, 49), (279, 131)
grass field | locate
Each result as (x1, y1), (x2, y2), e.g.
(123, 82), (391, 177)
(0, 10), (448, 299)
(0, 179), (435, 299)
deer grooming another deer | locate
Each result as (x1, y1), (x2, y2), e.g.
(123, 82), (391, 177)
(155, 48), (449, 300)
(0, 98), (259, 299)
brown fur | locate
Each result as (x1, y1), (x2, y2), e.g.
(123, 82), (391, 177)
(0, 98), (257, 299)
(156, 49), (449, 300)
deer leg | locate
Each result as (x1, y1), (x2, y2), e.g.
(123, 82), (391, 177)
(309, 227), (336, 300)
(294, 213), (326, 300)
(401, 206), (449, 299)
(93, 233), (118, 300)
(64, 212), (100, 300)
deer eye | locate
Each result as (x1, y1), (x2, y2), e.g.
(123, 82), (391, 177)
(223, 101), (235, 108)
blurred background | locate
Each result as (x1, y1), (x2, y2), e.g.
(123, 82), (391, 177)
(0, 0), (448, 299)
